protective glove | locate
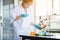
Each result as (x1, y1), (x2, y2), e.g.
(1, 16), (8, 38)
(21, 14), (29, 18)
(34, 24), (39, 28)
(34, 24), (42, 30)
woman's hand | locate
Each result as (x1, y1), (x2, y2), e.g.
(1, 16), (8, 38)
(21, 14), (29, 18)
(30, 22), (34, 26)
(31, 22), (39, 28)
(16, 16), (22, 20)
(15, 14), (28, 20)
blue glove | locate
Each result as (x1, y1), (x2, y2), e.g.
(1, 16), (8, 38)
(21, 14), (29, 18)
(34, 24), (43, 30)
(34, 24), (40, 29)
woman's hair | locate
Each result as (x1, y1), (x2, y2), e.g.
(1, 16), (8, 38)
(22, 0), (33, 3)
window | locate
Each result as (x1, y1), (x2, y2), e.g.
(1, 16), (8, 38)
(3, 0), (14, 40)
(35, 0), (60, 29)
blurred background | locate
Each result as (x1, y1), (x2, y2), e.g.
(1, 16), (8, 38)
(0, 0), (60, 40)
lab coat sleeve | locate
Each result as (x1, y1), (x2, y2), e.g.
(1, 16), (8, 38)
(31, 14), (35, 23)
(10, 9), (17, 23)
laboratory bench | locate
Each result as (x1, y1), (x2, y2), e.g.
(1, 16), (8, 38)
(19, 29), (60, 40)
(46, 29), (60, 33)
(19, 34), (60, 40)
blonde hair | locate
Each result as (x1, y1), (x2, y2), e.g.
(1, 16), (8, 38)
(22, 0), (33, 4)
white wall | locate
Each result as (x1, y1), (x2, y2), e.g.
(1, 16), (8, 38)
(35, 0), (60, 29)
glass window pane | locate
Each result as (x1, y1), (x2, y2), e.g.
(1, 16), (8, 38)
(3, 0), (14, 40)
(10, 4), (14, 9)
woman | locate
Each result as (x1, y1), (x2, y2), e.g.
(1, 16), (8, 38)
(10, 0), (34, 40)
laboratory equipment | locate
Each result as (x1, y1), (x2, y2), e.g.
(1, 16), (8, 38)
(36, 31), (47, 36)
(39, 16), (47, 28)
(42, 23), (47, 28)
(30, 32), (36, 36)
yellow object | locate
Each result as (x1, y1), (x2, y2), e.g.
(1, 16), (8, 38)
(42, 24), (46, 28)
(22, 0), (33, 4)
(30, 32), (36, 36)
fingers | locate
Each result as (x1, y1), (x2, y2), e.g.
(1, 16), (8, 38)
(30, 22), (34, 26)
(16, 16), (21, 20)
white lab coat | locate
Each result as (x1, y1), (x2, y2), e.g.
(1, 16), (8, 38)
(10, 5), (34, 40)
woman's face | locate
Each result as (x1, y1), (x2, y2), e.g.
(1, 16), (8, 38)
(24, 3), (32, 8)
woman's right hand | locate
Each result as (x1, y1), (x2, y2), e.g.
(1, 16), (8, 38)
(15, 14), (28, 20)
(16, 16), (22, 20)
